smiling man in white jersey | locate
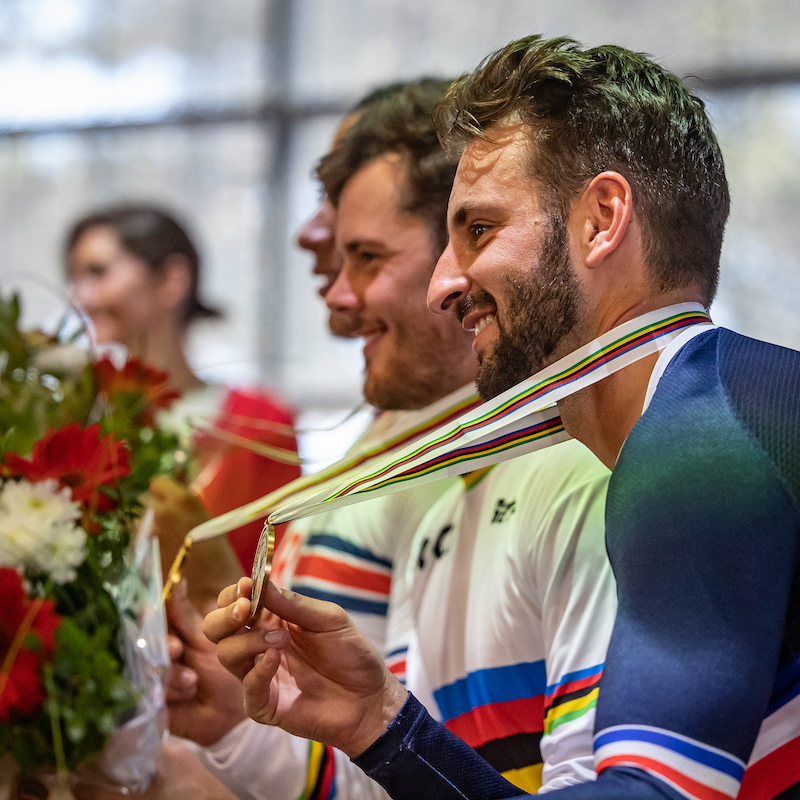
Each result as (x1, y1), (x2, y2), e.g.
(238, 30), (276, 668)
(320, 125), (612, 790)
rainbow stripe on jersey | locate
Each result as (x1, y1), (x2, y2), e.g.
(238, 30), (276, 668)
(290, 533), (393, 616)
(433, 661), (547, 793)
(385, 645), (408, 686)
(544, 664), (603, 735)
(301, 740), (336, 800)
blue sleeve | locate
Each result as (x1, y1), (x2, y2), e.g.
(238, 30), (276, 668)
(586, 334), (800, 799)
(354, 694), (686, 800)
(354, 333), (800, 800)
(353, 693), (522, 799)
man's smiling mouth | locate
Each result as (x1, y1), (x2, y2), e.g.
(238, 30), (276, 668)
(358, 327), (386, 358)
(474, 315), (495, 336)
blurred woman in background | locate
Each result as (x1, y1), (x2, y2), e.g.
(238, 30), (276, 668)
(65, 204), (300, 607)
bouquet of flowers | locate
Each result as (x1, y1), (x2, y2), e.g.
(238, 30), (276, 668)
(0, 293), (181, 794)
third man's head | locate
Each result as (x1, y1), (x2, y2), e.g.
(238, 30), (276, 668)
(319, 79), (477, 410)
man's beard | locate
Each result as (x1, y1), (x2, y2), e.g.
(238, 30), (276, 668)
(463, 216), (583, 400)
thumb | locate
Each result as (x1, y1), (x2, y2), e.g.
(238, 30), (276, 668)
(167, 578), (206, 645)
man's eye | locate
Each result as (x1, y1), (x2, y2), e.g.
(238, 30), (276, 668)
(469, 223), (490, 239)
(357, 251), (380, 265)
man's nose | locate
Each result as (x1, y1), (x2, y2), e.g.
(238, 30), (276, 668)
(428, 241), (468, 315)
(296, 201), (335, 254)
(325, 264), (361, 314)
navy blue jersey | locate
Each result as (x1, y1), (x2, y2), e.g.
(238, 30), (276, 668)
(354, 328), (800, 800)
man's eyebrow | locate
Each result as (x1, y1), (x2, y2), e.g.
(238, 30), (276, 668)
(341, 237), (385, 253)
(451, 206), (468, 227)
(450, 202), (490, 228)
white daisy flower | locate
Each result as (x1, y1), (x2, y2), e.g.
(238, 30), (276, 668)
(0, 478), (87, 583)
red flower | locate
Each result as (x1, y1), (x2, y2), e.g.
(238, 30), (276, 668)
(95, 358), (181, 425)
(0, 568), (62, 721)
(2, 424), (130, 510)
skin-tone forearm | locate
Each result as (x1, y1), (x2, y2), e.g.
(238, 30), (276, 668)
(165, 580), (247, 746)
(203, 578), (408, 758)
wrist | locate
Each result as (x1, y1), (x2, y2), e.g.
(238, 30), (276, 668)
(345, 675), (408, 758)
(201, 707), (248, 747)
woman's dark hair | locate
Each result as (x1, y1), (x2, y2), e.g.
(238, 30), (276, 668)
(65, 203), (221, 324)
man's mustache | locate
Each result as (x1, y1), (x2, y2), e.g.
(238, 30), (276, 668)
(455, 290), (496, 325)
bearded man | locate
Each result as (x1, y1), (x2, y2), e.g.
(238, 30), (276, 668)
(207, 35), (800, 800)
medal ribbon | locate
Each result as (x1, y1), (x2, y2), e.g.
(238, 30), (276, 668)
(268, 304), (712, 525)
(187, 384), (481, 543)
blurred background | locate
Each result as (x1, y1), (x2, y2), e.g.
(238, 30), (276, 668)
(1, 0), (799, 435)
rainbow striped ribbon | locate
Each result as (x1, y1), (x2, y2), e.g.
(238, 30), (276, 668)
(269, 304), (712, 524)
(187, 384), (481, 542)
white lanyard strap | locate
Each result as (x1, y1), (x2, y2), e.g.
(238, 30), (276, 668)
(268, 304), (712, 525)
(186, 385), (481, 543)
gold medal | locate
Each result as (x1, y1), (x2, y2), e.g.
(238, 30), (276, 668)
(247, 521), (275, 628)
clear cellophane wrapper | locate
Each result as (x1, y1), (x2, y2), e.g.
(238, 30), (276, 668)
(72, 512), (170, 794)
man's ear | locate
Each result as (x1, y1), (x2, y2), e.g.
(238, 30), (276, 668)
(158, 254), (193, 313)
(575, 171), (633, 268)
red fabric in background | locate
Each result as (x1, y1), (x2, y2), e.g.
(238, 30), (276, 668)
(196, 388), (300, 570)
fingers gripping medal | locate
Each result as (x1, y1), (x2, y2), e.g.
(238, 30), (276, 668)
(246, 521), (275, 628)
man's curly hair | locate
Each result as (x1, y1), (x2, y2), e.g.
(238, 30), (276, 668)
(434, 35), (730, 304)
(318, 78), (456, 256)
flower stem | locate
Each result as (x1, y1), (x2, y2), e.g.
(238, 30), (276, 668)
(44, 664), (69, 778)
(0, 597), (44, 707)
